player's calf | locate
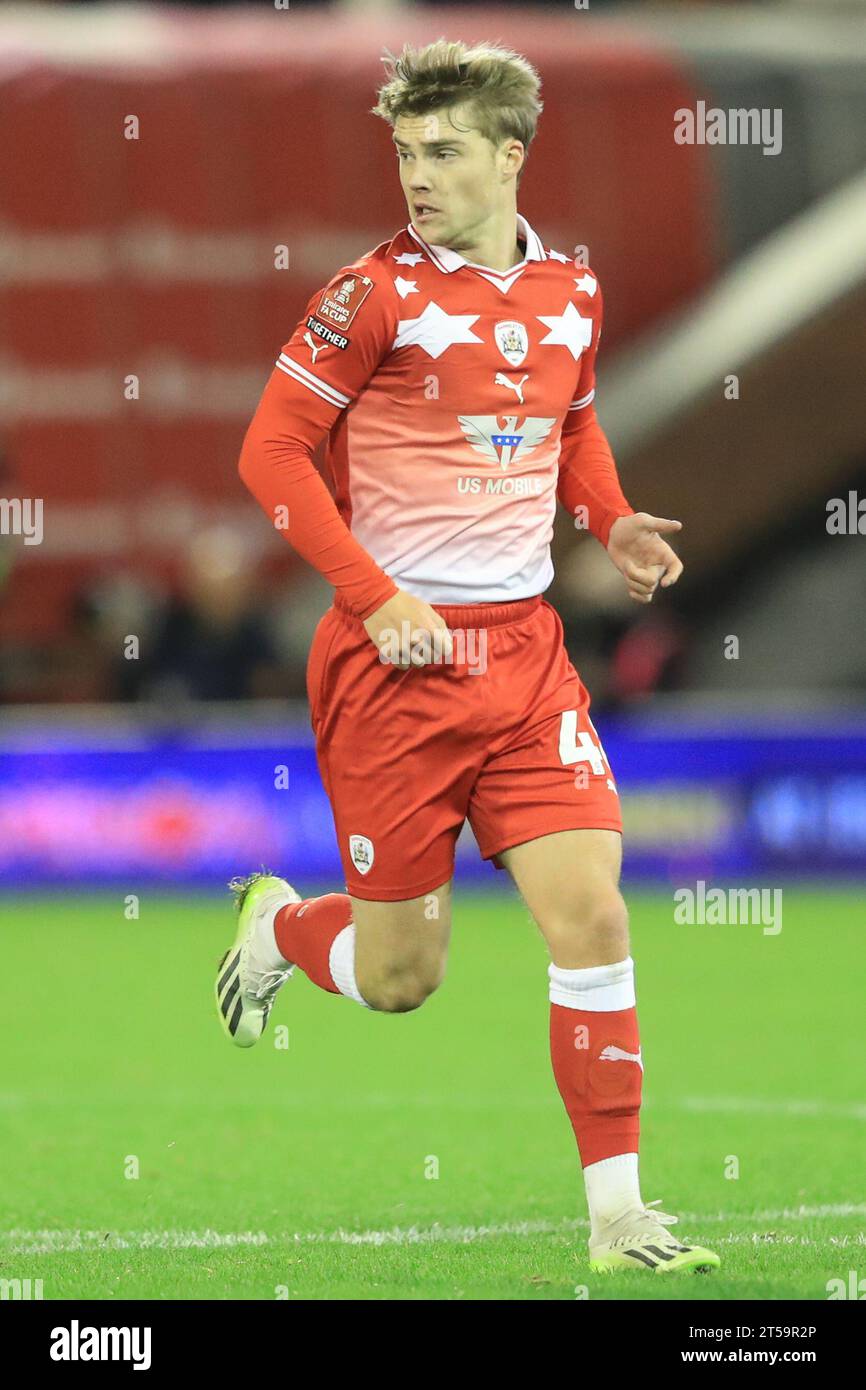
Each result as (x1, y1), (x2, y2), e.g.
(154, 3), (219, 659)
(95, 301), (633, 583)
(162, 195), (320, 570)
(214, 876), (452, 1042)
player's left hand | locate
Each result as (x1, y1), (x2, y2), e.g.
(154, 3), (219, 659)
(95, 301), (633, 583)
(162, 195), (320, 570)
(606, 513), (683, 603)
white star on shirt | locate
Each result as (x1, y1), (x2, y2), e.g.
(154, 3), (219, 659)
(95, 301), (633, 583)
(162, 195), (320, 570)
(547, 248), (570, 263)
(393, 251), (426, 266)
(574, 273), (598, 297)
(394, 276), (418, 300)
(536, 302), (593, 360)
(393, 301), (483, 360)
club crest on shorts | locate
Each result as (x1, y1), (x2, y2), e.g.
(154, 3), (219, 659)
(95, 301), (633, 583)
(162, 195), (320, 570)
(494, 320), (528, 367)
(349, 834), (375, 875)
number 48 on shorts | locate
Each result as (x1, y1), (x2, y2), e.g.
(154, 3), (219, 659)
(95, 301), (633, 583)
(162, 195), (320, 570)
(559, 711), (616, 791)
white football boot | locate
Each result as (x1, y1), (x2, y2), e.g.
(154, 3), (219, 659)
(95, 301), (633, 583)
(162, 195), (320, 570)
(215, 872), (301, 1048)
(589, 1199), (720, 1274)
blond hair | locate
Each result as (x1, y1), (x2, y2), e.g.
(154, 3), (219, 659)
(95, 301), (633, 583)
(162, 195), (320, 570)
(371, 39), (543, 186)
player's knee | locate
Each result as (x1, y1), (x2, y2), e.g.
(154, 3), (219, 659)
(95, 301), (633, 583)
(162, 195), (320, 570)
(542, 885), (629, 959)
(591, 888), (630, 952)
(364, 961), (444, 1013)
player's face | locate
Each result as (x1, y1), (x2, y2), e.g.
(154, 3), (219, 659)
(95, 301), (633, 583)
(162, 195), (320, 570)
(393, 105), (522, 251)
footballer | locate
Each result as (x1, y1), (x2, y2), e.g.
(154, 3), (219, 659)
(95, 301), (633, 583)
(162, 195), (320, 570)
(216, 39), (719, 1275)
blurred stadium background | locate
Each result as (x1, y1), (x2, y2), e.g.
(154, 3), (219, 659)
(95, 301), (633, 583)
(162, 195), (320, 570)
(2, 0), (866, 1308)
(1, 0), (865, 891)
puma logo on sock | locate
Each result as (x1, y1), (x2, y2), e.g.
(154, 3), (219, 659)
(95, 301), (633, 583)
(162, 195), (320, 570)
(599, 1044), (643, 1071)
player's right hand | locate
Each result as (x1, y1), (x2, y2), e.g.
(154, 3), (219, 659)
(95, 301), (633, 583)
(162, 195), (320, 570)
(363, 589), (454, 670)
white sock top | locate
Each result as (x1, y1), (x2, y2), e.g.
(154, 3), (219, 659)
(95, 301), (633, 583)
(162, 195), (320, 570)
(548, 956), (635, 1011)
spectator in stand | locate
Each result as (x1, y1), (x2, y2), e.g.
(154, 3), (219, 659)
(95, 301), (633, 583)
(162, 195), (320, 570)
(128, 526), (283, 702)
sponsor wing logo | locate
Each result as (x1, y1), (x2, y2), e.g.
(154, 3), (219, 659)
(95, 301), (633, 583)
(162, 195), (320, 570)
(457, 414), (557, 470)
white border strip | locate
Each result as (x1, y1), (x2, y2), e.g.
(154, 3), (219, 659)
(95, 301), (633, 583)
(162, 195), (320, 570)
(275, 352), (351, 408)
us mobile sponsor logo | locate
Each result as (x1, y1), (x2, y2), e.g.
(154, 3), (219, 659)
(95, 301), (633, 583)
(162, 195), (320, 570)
(306, 316), (350, 350)
(456, 410), (554, 497)
(457, 476), (545, 496)
(50, 1320), (152, 1370)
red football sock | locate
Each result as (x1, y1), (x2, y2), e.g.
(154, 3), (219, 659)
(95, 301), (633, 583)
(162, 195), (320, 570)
(273, 893), (353, 995)
(549, 958), (642, 1168)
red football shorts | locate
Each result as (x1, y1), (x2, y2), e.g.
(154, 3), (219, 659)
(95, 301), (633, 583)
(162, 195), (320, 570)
(306, 594), (622, 900)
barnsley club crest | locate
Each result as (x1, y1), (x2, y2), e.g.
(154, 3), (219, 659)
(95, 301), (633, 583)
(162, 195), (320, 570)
(457, 414), (557, 470)
(494, 320), (529, 367)
(349, 834), (375, 875)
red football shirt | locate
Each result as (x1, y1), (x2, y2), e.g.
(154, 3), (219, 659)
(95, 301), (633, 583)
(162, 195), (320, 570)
(240, 213), (633, 618)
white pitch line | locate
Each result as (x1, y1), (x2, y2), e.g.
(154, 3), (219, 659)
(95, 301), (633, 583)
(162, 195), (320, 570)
(0, 1220), (579, 1255)
(677, 1097), (866, 1121)
(1, 1093), (863, 1120)
(1, 1229), (272, 1254)
(684, 1203), (866, 1224)
(3, 1205), (864, 1256)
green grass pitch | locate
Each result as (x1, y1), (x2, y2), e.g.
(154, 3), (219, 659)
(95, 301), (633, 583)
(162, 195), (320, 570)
(1, 886), (863, 1300)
